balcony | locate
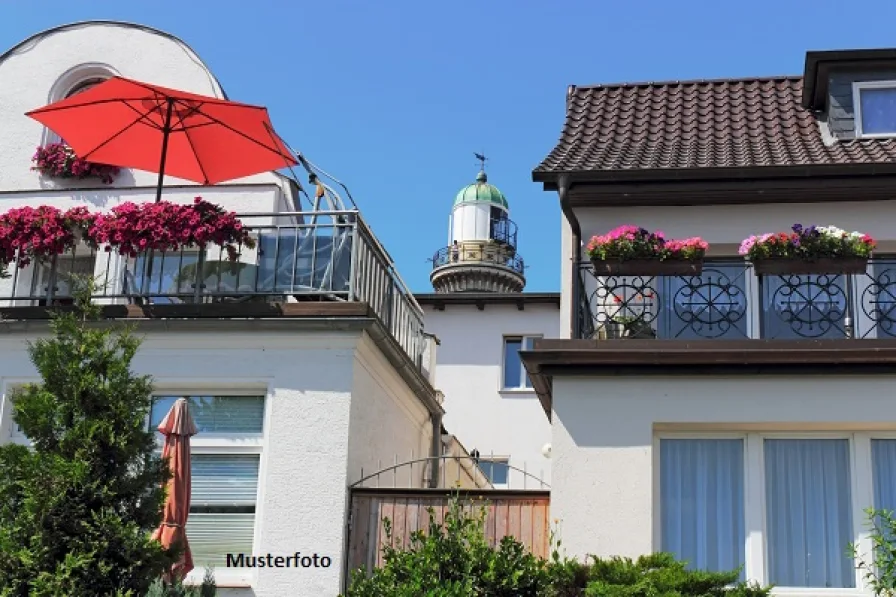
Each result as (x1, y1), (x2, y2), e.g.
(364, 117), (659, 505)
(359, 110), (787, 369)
(489, 216), (519, 252)
(574, 258), (896, 341)
(431, 244), (525, 275)
(0, 210), (426, 368)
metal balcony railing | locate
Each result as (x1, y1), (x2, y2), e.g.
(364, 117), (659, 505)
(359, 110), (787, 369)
(0, 211), (426, 368)
(574, 258), (896, 340)
(431, 244), (525, 275)
(489, 216), (518, 250)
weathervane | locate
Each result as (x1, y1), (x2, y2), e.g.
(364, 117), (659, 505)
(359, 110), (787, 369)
(474, 152), (488, 171)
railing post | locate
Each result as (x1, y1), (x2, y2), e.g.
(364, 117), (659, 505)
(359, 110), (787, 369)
(348, 215), (360, 301)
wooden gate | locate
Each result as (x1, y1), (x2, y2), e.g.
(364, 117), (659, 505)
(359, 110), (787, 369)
(345, 487), (551, 577)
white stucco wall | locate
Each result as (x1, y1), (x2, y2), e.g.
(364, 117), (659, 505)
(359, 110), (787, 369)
(423, 303), (559, 486)
(347, 333), (434, 488)
(551, 374), (896, 568)
(0, 324), (432, 597)
(0, 22), (282, 192)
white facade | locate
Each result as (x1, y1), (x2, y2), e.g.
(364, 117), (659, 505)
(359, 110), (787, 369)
(551, 374), (896, 596)
(0, 21), (442, 597)
(422, 300), (559, 486)
(0, 323), (435, 597)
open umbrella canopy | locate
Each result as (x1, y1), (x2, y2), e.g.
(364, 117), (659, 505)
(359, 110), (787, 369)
(26, 76), (297, 187)
(151, 397), (198, 580)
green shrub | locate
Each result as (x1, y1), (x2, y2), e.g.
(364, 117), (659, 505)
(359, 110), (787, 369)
(853, 507), (896, 596)
(0, 280), (175, 596)
(146, 568), (217, 597)
(343, 494), (771, 597)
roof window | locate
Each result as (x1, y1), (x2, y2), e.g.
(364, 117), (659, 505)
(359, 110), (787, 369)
(854, 81), (896, 137)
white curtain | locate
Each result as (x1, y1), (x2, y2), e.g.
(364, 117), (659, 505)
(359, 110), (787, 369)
(873, 439), (896, 509)
(660, 439), (745, 575)
(764, 439), (854, 588)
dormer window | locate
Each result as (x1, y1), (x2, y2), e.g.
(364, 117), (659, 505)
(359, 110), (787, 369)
(853, 81), (896, 137)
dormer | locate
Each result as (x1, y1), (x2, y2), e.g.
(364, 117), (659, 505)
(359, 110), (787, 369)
(803, 48), (896, 140)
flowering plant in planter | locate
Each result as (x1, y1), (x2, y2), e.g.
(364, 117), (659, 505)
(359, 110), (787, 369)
(586, 226), (708, 275)
(32, 142), (120, 185)
(739, 224), (875, 275)
(0, 205), (97, 268)
(92, 197), (256, 260)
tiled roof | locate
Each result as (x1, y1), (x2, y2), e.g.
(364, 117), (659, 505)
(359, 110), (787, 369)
(534, 77), (896, 178)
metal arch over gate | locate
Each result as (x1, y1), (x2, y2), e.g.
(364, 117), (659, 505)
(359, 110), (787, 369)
(349, 454), (550, 491)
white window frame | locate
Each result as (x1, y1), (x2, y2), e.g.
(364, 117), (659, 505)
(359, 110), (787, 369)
(654, 431), (896, 596)
(853, 80), (896, 139)
(150, 390), (268, 587)
(501, 335), (541, 391)
(478, 456), (511, 489)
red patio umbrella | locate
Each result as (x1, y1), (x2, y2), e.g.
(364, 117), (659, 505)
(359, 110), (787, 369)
(26, 76), (297, 202)
(151, 398), (198, 580)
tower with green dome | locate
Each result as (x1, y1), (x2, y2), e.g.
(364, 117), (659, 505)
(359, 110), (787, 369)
(430, 159), (525, 293)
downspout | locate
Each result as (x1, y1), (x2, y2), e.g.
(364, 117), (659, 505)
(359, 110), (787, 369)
(557, 174), (582, 337)
(429, 411), (443, 487)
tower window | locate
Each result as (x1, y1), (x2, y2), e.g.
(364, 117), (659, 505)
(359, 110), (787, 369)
(854, 81), (896, 137)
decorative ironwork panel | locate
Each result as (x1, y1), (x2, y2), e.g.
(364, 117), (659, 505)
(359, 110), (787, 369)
(761, 274), (852, 339)
(860, 257), (896, 338)
(666, 262), (750, 339)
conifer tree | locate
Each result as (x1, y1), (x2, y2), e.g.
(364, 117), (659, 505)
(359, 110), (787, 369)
(0, 278), (175, 596)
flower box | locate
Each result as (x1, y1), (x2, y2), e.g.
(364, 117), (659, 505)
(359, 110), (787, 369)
(586, 226), (707, 277)
(740, 224), (875, 277)
(591, 258), (703, 276)
(751, 257), (869, 276)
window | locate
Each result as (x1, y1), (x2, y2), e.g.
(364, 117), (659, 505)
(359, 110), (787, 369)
(150, 394), (265, 579)
(657, 433), (896, 589)
(65, 77), (106, 98)
(131, 251), (202, 302)
(502, 336), (539, 390)
(855, 82), (896, 138)
(479, 458), (509, 486)
(30, 252), (97, 305)
(659, 439), (745, 576)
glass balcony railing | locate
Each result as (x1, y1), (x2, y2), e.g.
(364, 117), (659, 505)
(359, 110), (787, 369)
(0, 211), (426, 368)
(574, 258), (896, 340)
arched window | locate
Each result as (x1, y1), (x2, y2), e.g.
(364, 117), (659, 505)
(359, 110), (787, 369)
(65, 77), (107, 98)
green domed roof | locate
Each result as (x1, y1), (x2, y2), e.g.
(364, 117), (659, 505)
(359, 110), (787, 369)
(453, 171), (508, 209)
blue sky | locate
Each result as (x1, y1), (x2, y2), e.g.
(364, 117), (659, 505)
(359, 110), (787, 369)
(4, 0), (896, 292)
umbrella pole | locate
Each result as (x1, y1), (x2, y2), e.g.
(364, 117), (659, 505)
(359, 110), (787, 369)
(143, 100), (175, 300)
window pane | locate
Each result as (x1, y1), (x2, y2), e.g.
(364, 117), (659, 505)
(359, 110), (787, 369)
(660, 439), (745, 575)
(188, 512), (255, 571)
(191, 454), (260, 506)
(131, 252), (201, 302)
(188, 454), (260, 571)
(662, 262), (750, 339)
(873, 439), (896, 510)
(765, 439), (854, 588)
(503, 339), (522, 388)
(860, 87), (896, 135)
(151, 396), (264, 434)
(480, 460), (509, 485)
(761, 275), (849, 339)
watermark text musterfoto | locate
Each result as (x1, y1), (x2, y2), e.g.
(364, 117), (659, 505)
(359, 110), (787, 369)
(226, 552), (332, 568)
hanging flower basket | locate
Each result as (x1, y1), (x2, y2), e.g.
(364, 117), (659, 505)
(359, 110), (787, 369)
(586, 226), (707, 276)
(740, 224), (875, 277)
(31, 142), (120, 185)
(0, 205), (97, 268)
(92, 197), (255, 261)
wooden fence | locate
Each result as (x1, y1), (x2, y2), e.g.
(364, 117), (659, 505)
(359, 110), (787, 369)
(345, 487), (551, 577)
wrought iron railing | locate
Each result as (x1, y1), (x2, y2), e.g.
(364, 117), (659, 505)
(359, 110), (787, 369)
(575, 258), (896, 340)
(431, 244), (525, 275)
(0, 211), (426, 368)
(489, 216), (518, 250)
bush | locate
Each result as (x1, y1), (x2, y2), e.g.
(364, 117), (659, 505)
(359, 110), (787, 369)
(146, 568), (217, 597)
(853, 507), (896, 596)
(343, 494), (771, 597)
(0, 280), (175, 596)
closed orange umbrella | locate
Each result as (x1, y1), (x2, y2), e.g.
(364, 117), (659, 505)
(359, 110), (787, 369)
(152, 398), (198, 580)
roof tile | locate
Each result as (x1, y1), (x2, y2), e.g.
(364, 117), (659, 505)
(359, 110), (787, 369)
(535, 77), (896, 176)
